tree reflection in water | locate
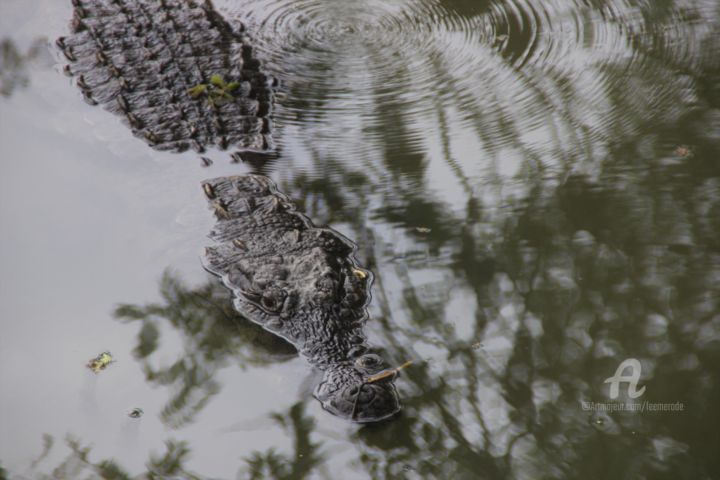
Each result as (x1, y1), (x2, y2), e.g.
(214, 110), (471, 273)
(4, 0), (719, 477)
(21, 402), (322, 480)
(264, 61), (719, 478)
(242, 403), (324, 480)
(0, 38), (52, 97)
(75, 124), (715, 478)
(113, 271), (297, 429)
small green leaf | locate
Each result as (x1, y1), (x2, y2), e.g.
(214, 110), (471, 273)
(210, 74), (226, 88)
(225, 81), (240, 92)
(188, 84), (207, 98)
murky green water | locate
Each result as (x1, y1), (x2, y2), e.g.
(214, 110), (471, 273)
(1, 0), (719, 478)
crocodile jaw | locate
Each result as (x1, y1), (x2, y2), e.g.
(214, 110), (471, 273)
(314, 365), (401, 423)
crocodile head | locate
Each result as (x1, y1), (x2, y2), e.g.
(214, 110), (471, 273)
(314, 353), (401, 423)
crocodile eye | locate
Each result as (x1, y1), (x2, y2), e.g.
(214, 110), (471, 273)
(355, 353), (383, 371)
(261, 295), (276, 310)
(260, 288), (286, 312)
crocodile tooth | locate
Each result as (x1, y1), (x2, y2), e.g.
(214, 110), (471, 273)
(56, 37), (65, 50)
(230, 152), (243, 163)
(63, 64), (73, 77)
(200, 156), (213, 167)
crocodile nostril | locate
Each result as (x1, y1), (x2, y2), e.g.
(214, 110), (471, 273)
(348, 345), (367, 358)
(355, 353), (383, 371)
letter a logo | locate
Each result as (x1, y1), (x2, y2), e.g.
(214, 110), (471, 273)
(604, 358), (646, 399)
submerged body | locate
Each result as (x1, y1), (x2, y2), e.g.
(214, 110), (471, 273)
(58, 0), (401, 422)
(58, 0), (274, 153)
(202, 175), (401, 422)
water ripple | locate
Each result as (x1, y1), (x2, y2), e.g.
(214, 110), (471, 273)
(224, 0), (719, 164)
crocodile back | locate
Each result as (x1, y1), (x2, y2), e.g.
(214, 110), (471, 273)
(57, 0), (274, 153)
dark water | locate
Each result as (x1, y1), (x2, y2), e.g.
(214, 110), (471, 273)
(1, 0), (719, 478)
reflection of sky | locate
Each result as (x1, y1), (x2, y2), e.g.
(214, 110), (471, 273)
(0, 2), (305, 476)
(1, 0), (719, 477)
(0, 70), (317, 478)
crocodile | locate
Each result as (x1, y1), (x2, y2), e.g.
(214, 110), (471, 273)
(58, 0), (402, 423)
(57, 0), (274, 153)
(202, 175), (401, 422)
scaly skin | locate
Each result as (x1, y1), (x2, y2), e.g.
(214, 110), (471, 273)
(58, 0), (400, 423)
(202, 175), (401, 423)
(57, 0), (274, 153)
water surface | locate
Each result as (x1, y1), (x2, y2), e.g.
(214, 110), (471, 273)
(1, 0), (719, 478)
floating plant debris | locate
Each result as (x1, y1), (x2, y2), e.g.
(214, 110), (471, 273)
(128, 408), (144, 418)
(366, 360), (413, 384)
(188, 75), (241, 106)
(86, 351), (114, 373)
